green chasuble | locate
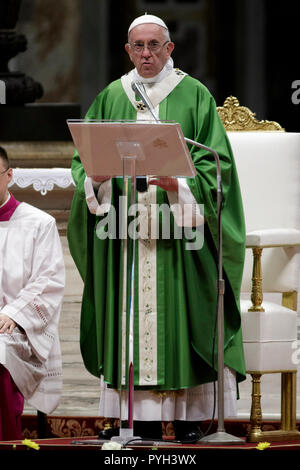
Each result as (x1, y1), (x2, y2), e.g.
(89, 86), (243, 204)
(67, 69), (246, 391)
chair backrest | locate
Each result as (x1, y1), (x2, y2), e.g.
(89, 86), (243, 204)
(218, 97), (300, 295)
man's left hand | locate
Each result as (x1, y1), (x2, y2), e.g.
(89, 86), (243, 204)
(148, 177), (178, 192)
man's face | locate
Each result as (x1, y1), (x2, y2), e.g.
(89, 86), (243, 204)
(125, 24), (174, 78)
(0, 158), (12, 206)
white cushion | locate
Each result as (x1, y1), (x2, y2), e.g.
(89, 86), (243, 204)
(228, 132), (300, 233)
(241, 300), (297, 371)
(246, 228), (300, 248)
(241, 300), (297, 342)
(228, 132), (300, 294)
(243, 341), (296, 371)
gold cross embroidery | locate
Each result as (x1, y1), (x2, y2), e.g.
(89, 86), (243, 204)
(136, 102), (147, 111)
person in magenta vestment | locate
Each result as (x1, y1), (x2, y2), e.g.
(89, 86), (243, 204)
(0, 146), (65, 440)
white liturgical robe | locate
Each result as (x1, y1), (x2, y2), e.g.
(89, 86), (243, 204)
(0, 202), (65, 413)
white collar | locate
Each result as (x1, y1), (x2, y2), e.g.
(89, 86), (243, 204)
(121, 62), (187, 112)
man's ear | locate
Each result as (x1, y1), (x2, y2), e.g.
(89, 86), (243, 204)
(166, 41), (175, 57)
(6, 168), (13, 185)
(125, 43), (133, 61)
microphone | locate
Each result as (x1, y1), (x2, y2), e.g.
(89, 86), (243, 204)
(131, 81), (159, 122)
(132, 80), (158, 192)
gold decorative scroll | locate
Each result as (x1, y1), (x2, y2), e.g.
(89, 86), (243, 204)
(248, 247), (265, 312)
(217, 96), (284, 131)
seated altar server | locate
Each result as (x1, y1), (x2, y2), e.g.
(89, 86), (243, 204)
(0, 146), (65, 440)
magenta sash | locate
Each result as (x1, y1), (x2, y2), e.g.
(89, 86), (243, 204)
(0, 194), (20, 222)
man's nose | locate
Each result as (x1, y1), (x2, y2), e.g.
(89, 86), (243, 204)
(141, 46), (152, 57)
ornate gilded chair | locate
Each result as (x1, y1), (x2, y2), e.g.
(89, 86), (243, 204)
(217, 97), (300, 442)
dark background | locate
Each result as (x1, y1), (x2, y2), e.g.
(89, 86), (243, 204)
(3, 0), (300, 132)
(101, 0), (300, 131)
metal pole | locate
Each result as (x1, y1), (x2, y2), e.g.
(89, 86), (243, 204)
(114, 155), (141, 443)
(194, 143), (244, 445)
(128, 158), (137, 430)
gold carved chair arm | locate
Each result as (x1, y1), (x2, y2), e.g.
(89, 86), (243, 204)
(246, 229), (300, 312)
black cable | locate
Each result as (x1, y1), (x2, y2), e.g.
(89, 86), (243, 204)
(123, 436), (201, 447)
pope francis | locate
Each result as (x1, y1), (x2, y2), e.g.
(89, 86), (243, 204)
(68, 14), (246, 442)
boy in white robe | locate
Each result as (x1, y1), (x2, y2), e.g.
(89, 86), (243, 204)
(0, 146), (65, 440)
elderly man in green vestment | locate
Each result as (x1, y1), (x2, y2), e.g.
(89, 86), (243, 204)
(67, 13), (246, 442)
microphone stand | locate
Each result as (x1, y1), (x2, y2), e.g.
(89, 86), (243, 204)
(132, 81), (244, 445)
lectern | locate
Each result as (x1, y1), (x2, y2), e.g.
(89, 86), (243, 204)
(68, 119), (195, 443)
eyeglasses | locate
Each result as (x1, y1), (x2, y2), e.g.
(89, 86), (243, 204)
(0, 168), (8, 176)
(129, 40), (169, 53)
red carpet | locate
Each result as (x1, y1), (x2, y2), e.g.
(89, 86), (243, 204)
(1, 434), (300, 451)
(1, 423), (300, 465)
(19, 414), (300, 442)
(0, 415), (298, 464)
